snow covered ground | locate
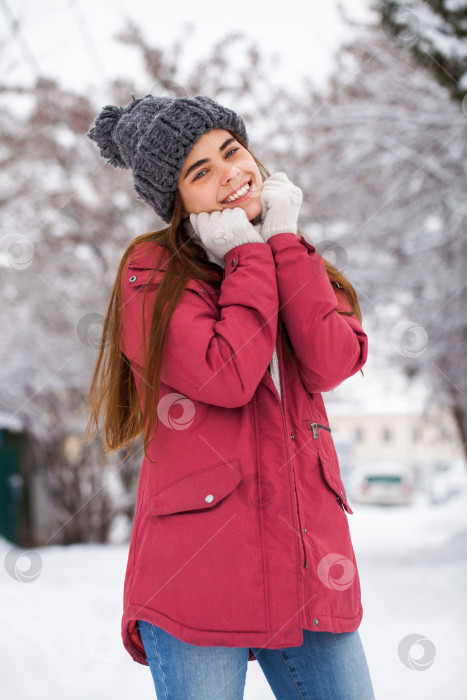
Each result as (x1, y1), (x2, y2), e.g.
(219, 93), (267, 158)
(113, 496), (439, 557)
(2, 485), (466, 700)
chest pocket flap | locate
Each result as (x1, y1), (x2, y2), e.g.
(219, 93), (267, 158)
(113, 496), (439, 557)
(124, 267), (163, 289)
(124, 266), (219, 306)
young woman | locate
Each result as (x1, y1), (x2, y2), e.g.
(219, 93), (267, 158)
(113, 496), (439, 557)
(86, 94), (375, 700)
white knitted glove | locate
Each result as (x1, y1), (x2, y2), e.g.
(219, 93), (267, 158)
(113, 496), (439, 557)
(189, 208), (263, 260)
(259, 172), (303, 241)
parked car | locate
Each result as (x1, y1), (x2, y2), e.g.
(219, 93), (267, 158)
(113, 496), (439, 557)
(428, 459), (467, 505)
(351, 461), (414, 506)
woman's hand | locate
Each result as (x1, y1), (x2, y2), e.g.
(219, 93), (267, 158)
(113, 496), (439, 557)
(259, 172), (303, 241)
(189, 208), (263, 260)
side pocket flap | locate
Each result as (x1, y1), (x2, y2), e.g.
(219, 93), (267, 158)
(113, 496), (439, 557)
(148, 459), (241, 516)
(318, 453), (353, 514)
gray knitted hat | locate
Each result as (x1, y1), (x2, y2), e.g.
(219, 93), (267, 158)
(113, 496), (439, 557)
(87, 94), (249, 223)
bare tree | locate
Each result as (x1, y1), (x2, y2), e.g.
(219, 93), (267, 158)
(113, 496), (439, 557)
(275, 23), (467, 457)
(0, 75), (156, 544)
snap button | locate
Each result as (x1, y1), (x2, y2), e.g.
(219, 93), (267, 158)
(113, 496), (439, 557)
(129, 275), (137, 283)
(303, 528), (306, 533)
(290, 434), (295, 440)
(313, 618), (319, 626)
(336, 495), (345, 511)
(231, 257), (236, 266)
(205, 494), (214, 503)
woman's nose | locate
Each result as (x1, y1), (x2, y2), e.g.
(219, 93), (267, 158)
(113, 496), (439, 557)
(220, 164), (240, 184)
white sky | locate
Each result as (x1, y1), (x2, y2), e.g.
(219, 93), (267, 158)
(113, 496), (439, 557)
(1, 0), (377, 102)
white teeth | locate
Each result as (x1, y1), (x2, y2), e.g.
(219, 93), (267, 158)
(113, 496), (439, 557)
(225, 182), (250, 203)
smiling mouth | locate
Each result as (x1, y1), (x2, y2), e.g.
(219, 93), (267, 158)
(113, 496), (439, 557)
(222, 180), (252, 204)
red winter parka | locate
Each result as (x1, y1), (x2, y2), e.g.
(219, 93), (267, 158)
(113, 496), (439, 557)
(119, 231), (368, 665)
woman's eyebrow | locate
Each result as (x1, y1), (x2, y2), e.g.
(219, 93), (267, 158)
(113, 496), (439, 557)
(182, 137), (237, 180)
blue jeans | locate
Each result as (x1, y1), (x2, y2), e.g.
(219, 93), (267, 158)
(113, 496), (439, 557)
(137, 620), (375, 699)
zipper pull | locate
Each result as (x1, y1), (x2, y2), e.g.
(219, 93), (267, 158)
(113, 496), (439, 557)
(309, 422), (319, 438)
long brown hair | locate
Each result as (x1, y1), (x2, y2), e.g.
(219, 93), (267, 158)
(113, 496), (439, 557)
(84, 141), (363, 463)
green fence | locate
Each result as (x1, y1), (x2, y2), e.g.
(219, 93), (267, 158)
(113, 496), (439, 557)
(0, 431), (23, 544)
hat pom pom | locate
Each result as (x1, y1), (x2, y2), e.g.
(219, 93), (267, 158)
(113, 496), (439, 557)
(87, 104), (128, 169)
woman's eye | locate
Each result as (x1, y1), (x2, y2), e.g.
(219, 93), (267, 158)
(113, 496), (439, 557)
(192, 148), (239, 180)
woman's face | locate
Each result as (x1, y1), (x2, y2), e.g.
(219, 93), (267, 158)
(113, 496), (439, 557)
(177, 128), (263, 222)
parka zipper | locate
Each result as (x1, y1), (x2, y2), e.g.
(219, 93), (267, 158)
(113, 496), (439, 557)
(280, 414), (309, 571)
(274, 328), (308, 571)
(307, 422), (332, 439)
(276, 335), (311, 629)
